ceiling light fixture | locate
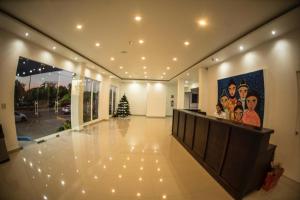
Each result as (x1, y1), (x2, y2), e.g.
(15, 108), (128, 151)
(184, 41), (190, 46)
(74, 57), (78, 61)
(135, 16), (142, 22)
(129, 75), (132, 78)
(198, 19), (207, 27)
(144, 72), (147, 74)
(185, 80), (189, 84)
(161, 76), (164, 79)
(52, 46), (56, 50)
(162, 72), (166, 75)
(239, 45), (244, 51)
(144, 76), (148, 78)
(139, 39), (144, 44)
(166, 66), (170, 70)
(110, 57), (115, 61)
(141, 56), (146, 60)
(25, 32), (29, 37)
(215, 58), (219, 62)
(271, 30), (276, 35)
(173, 57), (177, 61)
(95, 42), (100, 47)
(76, 24), (83, 30)
(143, 66), (147, 69)
(119, 66), (123, 69)
(125, 71), (128, 74)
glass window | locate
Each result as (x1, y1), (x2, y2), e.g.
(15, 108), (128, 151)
(14, 57), (73, 140)
(92, 80), (100, 120)
(83, 78), (92, 122)
(83, 78), (100, 122)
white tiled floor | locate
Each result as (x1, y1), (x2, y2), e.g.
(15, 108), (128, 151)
(0, 116), (299, 200)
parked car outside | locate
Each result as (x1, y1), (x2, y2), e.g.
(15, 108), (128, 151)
(62, 105), (71, 114)
(15, 112), (28, 122)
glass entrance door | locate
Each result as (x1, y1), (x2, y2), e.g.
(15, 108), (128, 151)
(109, 86), (117, 116)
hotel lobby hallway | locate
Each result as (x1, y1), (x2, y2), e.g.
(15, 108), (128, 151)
(0, 116), (299, 200)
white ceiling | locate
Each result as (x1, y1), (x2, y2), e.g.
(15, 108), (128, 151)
(0, 0), (299, 81)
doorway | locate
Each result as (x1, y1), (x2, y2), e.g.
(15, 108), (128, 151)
(14, 57), (73, 140)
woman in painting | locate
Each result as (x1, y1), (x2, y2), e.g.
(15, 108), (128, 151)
(233, 104), (244, 123)
(242, 90), (261, 127)
(219, 89), (230, 119)
(227, 78), (238, 106)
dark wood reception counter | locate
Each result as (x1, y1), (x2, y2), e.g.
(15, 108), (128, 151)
(172, 109), (276, 200)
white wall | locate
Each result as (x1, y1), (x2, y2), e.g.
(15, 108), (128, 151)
(119, 82), (175, 117)
(199, 28), (300, 182)
(119, 82), (148, 115)
(0, 29), (112, 151)
(146, 83), (166, 117)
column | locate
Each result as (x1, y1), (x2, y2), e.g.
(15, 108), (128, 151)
(177, 79), (185, 109)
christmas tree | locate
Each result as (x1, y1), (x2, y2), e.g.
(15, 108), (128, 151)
(116, 94), (131, 117)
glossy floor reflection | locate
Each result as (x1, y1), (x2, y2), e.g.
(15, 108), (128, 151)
(1, 116), (299, 200)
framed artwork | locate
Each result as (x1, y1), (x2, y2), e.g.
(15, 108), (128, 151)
(217, 70), (265, 127)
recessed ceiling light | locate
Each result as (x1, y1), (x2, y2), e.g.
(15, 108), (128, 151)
(25, 32), (29, 37)
(139, 39), (144, 44)
(186, 73), (190, 76)
(119, 66), (123, 69)
(184, 41), (190, 46)
(161, 76), (164, 79)
(141, 56), (146, 60)
(143, 66), (147, 69)
(162, 72), (166, 75)
(95, 42), (100, 47)
(144, 71), (147, 74)
(271, 30), (276, 35)
(198, 19), (207, 27)
(185, 80), (189, 84)
(239, 45), (244, 51)
(144, 76), (148, 78)
(129, 75), (132, 78)
(110, 57), (115, 61)
(135, 16), (142, 22)
(52, 46), (56, 50)
(173, 57), (177, 61)
(136, 193), (141, 197)
(166, 66), (170, 70)
(215, 58), (219, 62)
(76, 24), (83, 30)
(125, 71), (128, 74)
(74, 57), (78, 61)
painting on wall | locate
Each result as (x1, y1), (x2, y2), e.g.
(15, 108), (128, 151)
(217, 70), (264, 127)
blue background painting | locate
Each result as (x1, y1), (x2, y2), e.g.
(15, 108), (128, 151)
(217, 70), (265, 126)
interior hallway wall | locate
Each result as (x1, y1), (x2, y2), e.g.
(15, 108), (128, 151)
(199, 28), (300, 182)
(119, 82), (175, 117)
(146, 83), (166, 117)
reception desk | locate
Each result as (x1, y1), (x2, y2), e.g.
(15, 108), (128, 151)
(172, 109), (276, 200)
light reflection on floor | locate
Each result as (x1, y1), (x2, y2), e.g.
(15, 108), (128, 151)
(0, 116), (299, 200)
